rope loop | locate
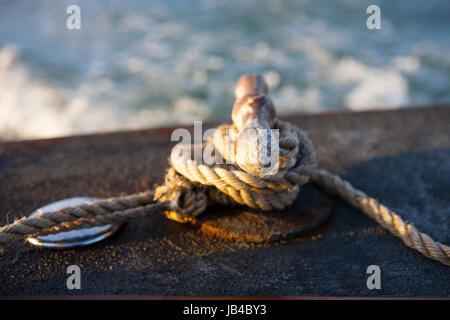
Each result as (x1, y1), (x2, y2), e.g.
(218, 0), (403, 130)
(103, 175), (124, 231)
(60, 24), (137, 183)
(154, 167), (207, 223)
(165, 119), (450, 266)
(169, 119), (316, 213)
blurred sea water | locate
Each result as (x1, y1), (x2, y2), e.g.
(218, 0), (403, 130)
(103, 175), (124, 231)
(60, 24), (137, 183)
(0, 0), (449, 140)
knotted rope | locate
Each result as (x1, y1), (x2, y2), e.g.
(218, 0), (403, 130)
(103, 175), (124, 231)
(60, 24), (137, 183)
(0, 119), (448, 266)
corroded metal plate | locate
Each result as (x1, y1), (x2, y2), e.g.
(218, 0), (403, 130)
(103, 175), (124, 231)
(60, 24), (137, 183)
(191, 184), (333, 242)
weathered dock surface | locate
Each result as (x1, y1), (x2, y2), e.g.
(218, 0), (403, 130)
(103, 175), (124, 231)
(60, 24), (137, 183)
(0, 105), (449, 296)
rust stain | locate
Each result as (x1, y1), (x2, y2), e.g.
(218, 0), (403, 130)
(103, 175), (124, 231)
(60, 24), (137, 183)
(192, 185), (333, 242)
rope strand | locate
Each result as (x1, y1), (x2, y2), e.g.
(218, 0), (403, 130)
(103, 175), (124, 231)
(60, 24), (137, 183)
(0, 119), (448, 266)
(309, 169), (450, 266)
(0, 192), (171, 246)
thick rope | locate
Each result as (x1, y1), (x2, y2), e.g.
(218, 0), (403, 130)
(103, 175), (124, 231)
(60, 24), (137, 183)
(0, 119), (448, 266)
(168, 119), (449, 266)
(169, 120), (315, 212)
(0, 191), (170, 246)
(310, 169), (450, 266)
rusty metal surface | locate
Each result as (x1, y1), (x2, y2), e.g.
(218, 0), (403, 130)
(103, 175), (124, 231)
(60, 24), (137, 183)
(194, 185), (332, 242)
(0, 105), (449, 296)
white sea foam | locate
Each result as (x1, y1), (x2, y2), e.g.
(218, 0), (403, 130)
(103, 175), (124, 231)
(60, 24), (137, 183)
(0, 0), (448, 140)
(0, 44), (209, 140)
(332, 57), (409, 110)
